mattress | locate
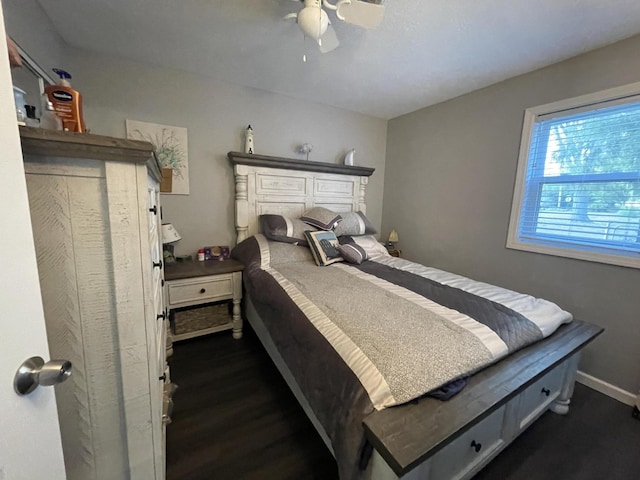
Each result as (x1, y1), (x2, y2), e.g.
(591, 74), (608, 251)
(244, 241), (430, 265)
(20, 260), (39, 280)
(232, 234), (572, 479)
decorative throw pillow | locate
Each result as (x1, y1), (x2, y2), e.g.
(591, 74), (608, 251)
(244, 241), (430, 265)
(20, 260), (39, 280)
(304, 230), (344, 266)
(342, 234), (390, 258)
(260, 214), (316, 246)
(266, 238), (316, 265)
(300, 207), (342, 231)
(336, 243), (368, 265)
(333, 211), (377, 237)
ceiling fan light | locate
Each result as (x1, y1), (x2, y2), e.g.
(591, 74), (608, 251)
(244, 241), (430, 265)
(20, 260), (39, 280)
(298, 7), (329, 39)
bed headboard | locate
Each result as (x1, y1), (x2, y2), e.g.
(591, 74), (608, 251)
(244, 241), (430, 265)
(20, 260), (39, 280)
(228, 151), (375, 244)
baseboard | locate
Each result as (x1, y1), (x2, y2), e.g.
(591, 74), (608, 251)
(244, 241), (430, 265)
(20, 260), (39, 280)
(576, 371), (636, 406)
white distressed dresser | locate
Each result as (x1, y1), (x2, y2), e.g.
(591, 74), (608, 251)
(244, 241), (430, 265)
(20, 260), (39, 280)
(20, 127), (169, 480)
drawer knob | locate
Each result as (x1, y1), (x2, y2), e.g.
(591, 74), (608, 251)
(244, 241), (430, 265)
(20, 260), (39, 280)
(200, 288), (206, 294)
(153, 261), (163, 269)
(157, 312), (166, 320)
(159, 373), (167, 382)
(541, 387), (551, 397)
(470, 440), (482, 453)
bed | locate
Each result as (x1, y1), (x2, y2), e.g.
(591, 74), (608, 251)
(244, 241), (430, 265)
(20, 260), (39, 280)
(227, 151), (603, 480)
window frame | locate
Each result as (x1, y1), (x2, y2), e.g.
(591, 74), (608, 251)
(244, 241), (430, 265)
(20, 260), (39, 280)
(507, 82), (640, 269)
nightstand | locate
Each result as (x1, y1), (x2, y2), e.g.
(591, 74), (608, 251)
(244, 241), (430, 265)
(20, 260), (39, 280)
(164, 258), (244, 341)
(386, 244), (401, 257)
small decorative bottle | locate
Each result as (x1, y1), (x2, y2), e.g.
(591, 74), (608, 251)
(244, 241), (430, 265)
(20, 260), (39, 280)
(24, 105), (39, 127)
(40, 100), (63, 131)
(244, 125), (254, 154)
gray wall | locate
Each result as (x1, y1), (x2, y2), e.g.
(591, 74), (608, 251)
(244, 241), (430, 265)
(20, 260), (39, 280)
(3, 0), (66, 74)
(4, 0), (67, 110)
(384, 35), (640, 394)
(4, 1), (386, 258)
(8, 0), (636, 397)
(63, 47), (386, 256)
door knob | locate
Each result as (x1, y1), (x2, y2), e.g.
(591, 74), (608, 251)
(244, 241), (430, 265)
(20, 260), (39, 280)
(14, 356), (72, 396)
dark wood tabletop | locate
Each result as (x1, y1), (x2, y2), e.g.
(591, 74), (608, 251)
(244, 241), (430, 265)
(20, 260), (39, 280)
(164, 258), (244, 281)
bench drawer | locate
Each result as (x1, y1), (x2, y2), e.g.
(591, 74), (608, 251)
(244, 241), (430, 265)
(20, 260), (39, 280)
(430, 404), (506, 480)
(516, 363), (566, 431)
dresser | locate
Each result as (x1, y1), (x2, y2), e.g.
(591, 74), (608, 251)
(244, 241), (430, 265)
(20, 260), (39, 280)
(20, 127), (169, 480)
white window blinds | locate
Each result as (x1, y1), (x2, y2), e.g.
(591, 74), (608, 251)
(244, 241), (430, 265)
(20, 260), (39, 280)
(508, 86), (640, 268)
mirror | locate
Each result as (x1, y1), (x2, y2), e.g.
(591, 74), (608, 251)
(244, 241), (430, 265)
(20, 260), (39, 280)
(10, 37), (54, 120)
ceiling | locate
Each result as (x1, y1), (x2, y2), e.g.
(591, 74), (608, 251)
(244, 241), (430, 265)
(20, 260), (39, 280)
(37, 0), (640, 119)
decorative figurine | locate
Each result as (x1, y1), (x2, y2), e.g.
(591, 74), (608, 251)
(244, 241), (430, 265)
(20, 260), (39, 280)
(245, 125), (254, 154)
(344, 148), (355, 166)
(298, 143), (313, 161)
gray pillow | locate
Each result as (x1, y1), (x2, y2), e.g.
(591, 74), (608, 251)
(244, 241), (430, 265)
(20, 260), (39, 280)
(300, 207), (342, 231)
(333, 211), (377, 236)
(260, 214), (316, 246)
(336, 243), (368, 265)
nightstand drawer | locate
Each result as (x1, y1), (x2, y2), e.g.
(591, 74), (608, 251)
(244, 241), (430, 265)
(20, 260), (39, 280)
(168, 275), (233, 306)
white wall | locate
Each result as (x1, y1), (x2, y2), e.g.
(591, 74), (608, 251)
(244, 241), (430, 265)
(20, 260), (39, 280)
(383, 34), (640, 395)
(63, 48), (387, 256)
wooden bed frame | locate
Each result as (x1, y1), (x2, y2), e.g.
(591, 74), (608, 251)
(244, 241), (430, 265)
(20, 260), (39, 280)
(228, 151), (603, 480)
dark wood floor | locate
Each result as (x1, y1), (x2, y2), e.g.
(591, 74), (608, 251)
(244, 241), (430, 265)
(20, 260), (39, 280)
(166, 327), (338, 480)
(475, 380), (640, 480)
(167, 327), (640, 480)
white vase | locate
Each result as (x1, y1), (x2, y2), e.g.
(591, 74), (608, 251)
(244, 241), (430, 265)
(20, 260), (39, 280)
(344, 148), (355, 166)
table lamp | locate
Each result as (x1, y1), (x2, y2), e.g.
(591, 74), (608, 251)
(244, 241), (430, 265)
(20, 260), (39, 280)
(162, 223), (182, 263)
(388, 229), (398, 249)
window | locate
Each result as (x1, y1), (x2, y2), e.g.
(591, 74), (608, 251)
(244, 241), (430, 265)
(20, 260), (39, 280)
(507, 83), (640, 268)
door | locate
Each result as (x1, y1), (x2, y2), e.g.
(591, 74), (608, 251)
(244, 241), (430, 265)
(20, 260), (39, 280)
(0, 9), (66, 480)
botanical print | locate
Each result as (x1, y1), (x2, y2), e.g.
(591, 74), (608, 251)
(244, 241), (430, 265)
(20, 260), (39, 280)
(126, 119), (190, 194)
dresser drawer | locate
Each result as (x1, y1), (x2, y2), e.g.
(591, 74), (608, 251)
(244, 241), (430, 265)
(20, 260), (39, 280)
(430, 404), (506, 480)
(168, 274), (234, 306)
(516, 363), (566, 430)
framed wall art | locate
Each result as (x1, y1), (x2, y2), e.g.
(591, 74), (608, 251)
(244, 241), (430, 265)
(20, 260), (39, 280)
(126, 119), (190, 195)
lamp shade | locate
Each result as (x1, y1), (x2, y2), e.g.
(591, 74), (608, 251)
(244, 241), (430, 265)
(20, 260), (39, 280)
(388, 229), (398, 243)
(162, 223), (182, 244)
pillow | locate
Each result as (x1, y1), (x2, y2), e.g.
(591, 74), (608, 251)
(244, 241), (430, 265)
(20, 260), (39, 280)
(300, 207), (342, 231)
(304, 230), (344, 266)
(266, 238), (316, 265)
(342, 234), (390, 258)
(333, 211), (377, 236)
(336, 243), (368, 265)
(260, 214), (316, 246)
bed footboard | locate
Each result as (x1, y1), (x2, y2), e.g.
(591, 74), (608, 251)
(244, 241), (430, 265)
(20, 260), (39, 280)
(363, 320), (601, 480)
(245, 289), (601, 480)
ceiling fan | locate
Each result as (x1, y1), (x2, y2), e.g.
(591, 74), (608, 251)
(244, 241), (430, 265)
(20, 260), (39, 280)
(284, 0), (385, 54)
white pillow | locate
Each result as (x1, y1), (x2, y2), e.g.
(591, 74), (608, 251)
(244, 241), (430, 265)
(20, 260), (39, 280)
(351, 235), (390, 258)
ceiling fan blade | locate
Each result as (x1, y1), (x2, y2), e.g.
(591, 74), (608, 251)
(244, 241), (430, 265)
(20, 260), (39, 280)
(319, 24), (339, 53)
(337, 1), (384, 29)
